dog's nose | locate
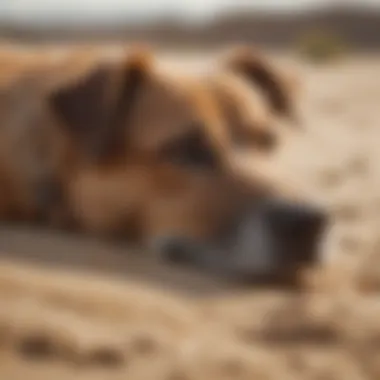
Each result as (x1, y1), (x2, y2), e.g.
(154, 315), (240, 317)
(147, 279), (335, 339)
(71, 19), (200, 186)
(264, 199), (327, 235)
(262, 199), (328, 266)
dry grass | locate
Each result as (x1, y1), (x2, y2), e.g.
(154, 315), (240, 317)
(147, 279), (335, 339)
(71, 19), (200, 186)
(0, 43), (379, 379)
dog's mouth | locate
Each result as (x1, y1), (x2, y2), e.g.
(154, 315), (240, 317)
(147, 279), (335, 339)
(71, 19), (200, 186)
(152, 199), (328, 286)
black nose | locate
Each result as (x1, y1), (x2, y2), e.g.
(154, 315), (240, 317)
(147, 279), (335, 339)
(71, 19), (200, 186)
(264, 199), (327, 235)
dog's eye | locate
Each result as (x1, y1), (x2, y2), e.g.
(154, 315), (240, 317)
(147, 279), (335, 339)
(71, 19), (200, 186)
(161, 130), (219, 170)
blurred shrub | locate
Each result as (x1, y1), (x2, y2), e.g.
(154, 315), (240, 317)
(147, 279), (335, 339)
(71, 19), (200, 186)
(295, 30), (347, 63)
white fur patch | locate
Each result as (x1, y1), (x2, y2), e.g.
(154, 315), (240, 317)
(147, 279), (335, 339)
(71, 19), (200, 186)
(230, 214), (276, 275)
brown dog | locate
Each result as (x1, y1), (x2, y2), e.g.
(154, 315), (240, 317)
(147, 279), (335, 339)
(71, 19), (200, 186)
(0, 45), (327, 282)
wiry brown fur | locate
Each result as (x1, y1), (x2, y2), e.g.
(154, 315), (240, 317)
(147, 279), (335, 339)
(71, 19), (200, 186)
(0, 48), (102, 222)
(0, 44), (302, 248)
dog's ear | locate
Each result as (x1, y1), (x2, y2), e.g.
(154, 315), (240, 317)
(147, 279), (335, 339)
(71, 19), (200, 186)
(221, 46), (299, 123)
(49, 64), (109, 153)
(49, 47), (152, 161)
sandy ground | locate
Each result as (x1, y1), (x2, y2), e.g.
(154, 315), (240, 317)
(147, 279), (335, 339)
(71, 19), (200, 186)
(0, 45), (380, 379)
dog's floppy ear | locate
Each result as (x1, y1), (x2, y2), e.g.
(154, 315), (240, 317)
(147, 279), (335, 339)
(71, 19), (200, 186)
(49, 64), (109, 155)
(49, 47), (152, 161)
(221, 46), (299, 123)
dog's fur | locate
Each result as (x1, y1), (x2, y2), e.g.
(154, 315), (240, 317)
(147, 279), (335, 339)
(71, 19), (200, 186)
(0, 45), (322, 280)
(48, 47), (298, 236)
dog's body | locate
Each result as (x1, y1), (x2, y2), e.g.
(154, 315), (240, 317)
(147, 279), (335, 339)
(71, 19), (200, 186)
(0, 45), (326, 282)
(0, 50), (93, 222)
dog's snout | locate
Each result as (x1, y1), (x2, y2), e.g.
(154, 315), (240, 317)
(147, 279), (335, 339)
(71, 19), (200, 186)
(265, 200), (327, 234)
(150, 199), (328, 283)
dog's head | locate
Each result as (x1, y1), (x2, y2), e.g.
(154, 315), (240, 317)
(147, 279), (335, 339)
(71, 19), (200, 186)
(48, 46), (327, 284)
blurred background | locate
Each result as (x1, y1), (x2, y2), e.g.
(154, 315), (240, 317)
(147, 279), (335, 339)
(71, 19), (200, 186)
(0, 0), (379, 53)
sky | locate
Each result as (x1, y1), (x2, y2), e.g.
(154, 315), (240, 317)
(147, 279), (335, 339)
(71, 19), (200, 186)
(1, 0), (379, 26)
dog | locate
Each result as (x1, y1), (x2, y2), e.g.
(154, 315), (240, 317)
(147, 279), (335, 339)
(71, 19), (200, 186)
(0, 45), (327, 283)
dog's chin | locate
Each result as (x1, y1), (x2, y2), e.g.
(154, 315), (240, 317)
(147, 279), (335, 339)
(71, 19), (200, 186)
(152, 235), (317, 288)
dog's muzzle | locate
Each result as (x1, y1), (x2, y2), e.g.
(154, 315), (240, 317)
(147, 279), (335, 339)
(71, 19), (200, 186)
(153, 198), (328, 284)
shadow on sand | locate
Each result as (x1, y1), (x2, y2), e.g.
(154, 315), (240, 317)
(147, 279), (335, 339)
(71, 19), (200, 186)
(0, 224), (244, 298)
